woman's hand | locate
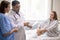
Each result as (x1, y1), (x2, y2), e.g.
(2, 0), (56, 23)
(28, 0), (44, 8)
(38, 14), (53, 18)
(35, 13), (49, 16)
(36, 28), (42, 36)
(36, 28), (47, 36)
(11, 28), (18, 33)
(3, 28), (18, 37)
(41, 28), (47, 32)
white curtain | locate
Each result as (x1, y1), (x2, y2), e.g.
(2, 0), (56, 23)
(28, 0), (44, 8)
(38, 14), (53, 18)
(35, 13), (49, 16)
(13, 0), (51, 21)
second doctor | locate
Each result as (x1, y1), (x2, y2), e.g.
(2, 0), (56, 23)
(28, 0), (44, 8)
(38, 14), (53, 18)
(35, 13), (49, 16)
(7, 1), (32, 40)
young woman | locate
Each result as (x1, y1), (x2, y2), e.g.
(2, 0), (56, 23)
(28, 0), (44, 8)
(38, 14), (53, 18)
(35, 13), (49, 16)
(37, 11), (59, 37)
(0, 1), (18, 40)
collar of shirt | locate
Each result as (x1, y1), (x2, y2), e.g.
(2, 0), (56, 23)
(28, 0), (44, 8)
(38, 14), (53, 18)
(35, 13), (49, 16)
(12, 9), (20, 16)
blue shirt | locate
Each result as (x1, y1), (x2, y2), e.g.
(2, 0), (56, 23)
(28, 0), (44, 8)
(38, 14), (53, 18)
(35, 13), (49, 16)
(0, 13), (14, 40)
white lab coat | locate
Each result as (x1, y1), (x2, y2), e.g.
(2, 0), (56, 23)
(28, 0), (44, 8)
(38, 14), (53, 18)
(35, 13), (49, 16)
(6, 10), (26, 40)
(39, 19), (59, 37)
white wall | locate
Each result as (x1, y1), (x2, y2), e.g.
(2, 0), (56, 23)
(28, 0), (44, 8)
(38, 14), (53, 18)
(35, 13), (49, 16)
(17, 0), (51, 21)
(0, 0), (11, 2)
(0, 0), (2, 2)
(52, 0), (60, 20)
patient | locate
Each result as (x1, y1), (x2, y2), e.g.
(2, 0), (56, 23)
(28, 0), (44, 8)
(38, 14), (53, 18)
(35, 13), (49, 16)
(37, 11), (59, 37)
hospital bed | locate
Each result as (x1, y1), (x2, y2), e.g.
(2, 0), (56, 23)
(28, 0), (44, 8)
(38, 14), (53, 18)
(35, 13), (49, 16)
(25, 21), (60, 40)
(25, 29), (60, 40)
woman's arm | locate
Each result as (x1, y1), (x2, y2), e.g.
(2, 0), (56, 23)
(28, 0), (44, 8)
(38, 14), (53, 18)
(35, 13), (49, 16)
(3, 28), (18, 37)
(46, 20), (58, 31)
(0, 16), (18, 37)
(39, 20), (58, 34)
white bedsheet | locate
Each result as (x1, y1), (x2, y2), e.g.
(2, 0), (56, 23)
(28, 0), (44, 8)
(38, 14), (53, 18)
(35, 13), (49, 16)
(25, 29), (60, 40)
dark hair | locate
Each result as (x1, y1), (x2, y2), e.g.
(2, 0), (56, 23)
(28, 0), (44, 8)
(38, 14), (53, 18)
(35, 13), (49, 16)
(52, 11), (58, 20)
(12, 1), (20, 6)
(0, 1), (10, 14)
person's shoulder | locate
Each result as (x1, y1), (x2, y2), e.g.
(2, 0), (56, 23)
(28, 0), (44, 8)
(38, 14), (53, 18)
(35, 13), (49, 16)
(7, 10), (15, 16)
(10, 10), (16, 14)
(0, 13), (5, 17)
(19, 12), (25, 17)
(54, 20), (58, 22)
(0, 13), (6, 19)
(44, 19), (49, 22)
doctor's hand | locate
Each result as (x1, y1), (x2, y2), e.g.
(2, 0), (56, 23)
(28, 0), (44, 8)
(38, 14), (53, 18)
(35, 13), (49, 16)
(24, 22), (32, 29)
(27, 25), (32, 29)
(24, 22), (29, 26)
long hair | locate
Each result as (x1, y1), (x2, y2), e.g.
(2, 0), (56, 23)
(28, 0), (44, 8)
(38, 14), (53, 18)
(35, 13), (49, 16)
(51, 11), (58, 20)
(0, 1), (10, 14)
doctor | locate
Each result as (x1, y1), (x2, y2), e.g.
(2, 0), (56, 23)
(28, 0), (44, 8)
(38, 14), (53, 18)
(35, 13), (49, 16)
(37, 11), (59, 37)
(7, 1), (32, 40)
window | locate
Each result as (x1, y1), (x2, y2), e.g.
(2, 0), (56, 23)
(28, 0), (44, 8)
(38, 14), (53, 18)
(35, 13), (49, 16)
(12, 0), (51, 20)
